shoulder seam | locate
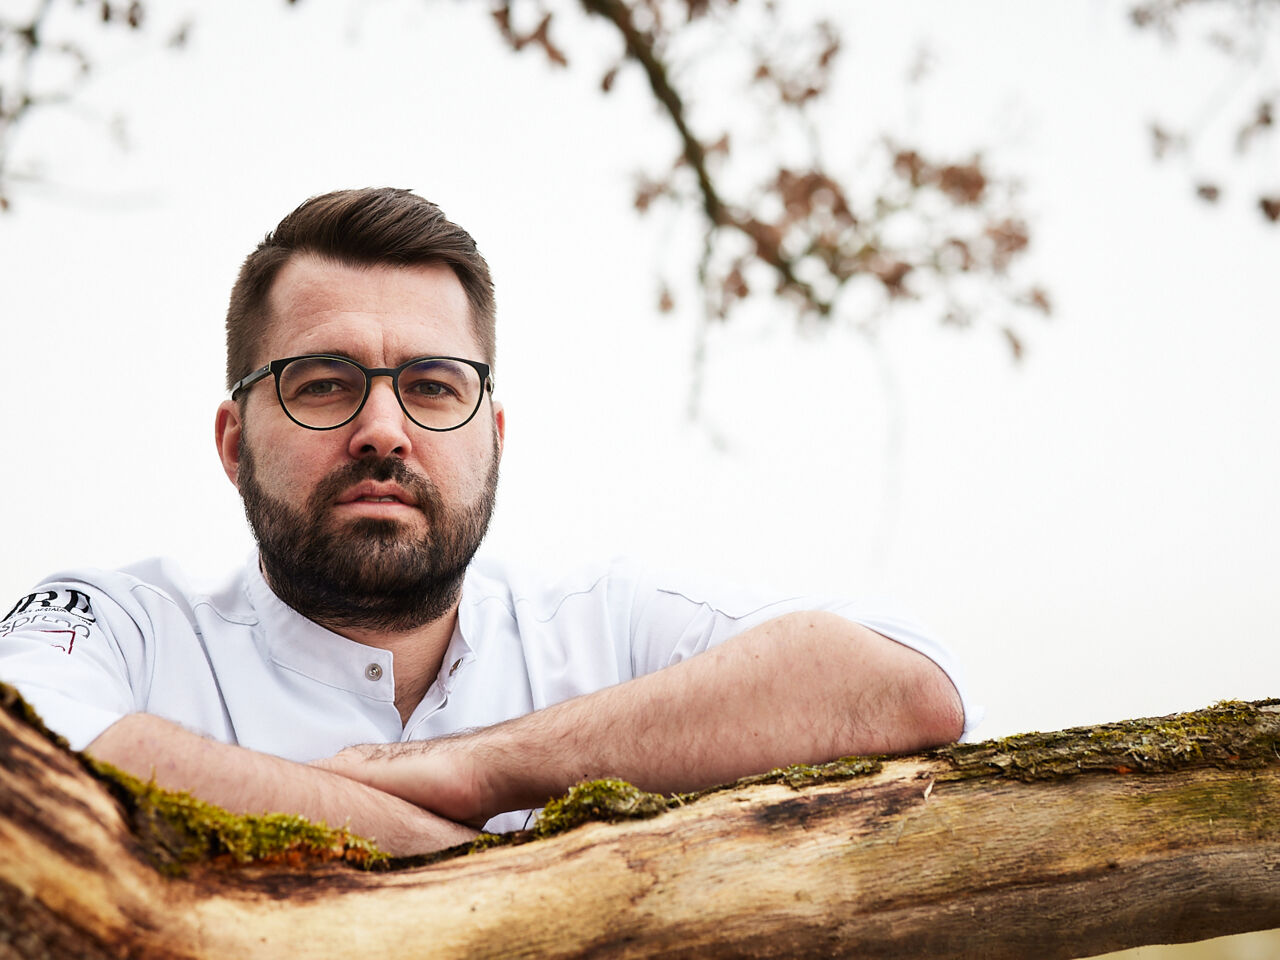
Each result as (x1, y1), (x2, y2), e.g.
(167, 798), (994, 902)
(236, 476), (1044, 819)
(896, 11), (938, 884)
(513, 572), (612, 625)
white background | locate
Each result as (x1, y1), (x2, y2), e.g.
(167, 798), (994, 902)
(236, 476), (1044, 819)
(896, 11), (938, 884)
(1, 0), (1277, 739)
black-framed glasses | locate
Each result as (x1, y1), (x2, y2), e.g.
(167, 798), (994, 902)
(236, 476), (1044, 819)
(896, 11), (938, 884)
(230, 354), (494, 432)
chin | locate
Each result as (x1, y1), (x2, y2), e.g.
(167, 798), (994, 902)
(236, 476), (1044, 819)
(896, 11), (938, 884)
(343, 516), (422, 542)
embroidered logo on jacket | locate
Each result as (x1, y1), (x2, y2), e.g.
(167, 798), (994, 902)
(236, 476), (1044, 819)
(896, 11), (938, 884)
(1, 590), (97, 654)
(3, 590), (96, 624)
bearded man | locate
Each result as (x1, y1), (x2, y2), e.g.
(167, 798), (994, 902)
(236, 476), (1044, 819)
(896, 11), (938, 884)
(0, 188), (973, 851)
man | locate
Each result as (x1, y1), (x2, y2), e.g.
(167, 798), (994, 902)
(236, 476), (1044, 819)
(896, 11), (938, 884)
(0, 188), (972, 854)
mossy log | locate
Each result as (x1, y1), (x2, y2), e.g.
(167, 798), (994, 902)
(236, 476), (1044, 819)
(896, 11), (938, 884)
(2, 685), (1279, 959)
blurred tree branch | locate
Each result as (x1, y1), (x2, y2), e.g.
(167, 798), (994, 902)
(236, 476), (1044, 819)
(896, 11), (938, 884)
(491, 0), (1048, 414)
(1, 0), (1050, 404)
(1132, 0), (1280, 222)
(0, 0), (163, 210)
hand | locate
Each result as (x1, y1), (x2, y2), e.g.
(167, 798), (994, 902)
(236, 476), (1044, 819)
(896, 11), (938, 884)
(366, 804), (480, 856)
(313, 738), (495, 828)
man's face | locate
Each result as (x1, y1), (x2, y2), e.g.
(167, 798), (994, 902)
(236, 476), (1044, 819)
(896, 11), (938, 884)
(215, 254), (505, 632)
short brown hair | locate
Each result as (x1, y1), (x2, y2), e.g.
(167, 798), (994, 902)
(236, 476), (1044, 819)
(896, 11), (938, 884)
(225, 188), (496, 390)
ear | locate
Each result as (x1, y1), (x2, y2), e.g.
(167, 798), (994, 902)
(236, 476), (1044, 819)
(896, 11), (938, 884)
(214, 400), (244, 489)
(491, 399), (506, 460)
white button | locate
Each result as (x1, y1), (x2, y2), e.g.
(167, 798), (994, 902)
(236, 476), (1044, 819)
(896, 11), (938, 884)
(364, 663), (383, 682)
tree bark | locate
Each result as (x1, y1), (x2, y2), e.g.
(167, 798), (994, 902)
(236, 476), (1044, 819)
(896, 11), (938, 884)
(2, 685), (1278, 959)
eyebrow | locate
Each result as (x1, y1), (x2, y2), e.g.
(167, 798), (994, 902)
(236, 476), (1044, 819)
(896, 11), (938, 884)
(292, 350), (450, 366)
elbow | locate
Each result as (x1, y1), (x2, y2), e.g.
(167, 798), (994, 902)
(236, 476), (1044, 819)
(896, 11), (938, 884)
(897, 654), (965, 750)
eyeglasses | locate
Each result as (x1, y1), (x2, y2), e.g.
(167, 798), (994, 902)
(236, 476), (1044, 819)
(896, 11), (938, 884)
(230, 354), (494, 432)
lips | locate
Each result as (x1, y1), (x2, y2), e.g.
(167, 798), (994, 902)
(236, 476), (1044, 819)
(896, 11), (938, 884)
(336, 481), (417, 507)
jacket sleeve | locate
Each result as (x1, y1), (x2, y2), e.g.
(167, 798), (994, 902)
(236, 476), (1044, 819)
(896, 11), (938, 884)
(0, 572), (150, 750)
(625, 563), (983, 740)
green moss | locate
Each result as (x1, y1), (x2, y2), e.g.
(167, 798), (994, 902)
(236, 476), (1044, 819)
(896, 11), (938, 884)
(532, 779), (671, 839)
(87, 759), (388, 874)
(754, 755), (883, 790)
(673, 754), (884, 805)
(936, 700), (1280, 783)
(465, 831), (510, 852)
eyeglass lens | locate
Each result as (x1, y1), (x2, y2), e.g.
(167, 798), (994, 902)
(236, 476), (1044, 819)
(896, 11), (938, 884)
(277, 357), (484, 430)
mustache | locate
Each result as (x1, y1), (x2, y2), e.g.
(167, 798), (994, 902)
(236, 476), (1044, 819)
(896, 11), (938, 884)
(308, 457), (442, 518)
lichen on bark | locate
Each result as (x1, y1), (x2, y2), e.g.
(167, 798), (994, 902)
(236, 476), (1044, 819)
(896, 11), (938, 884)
(934, 699), (1280, 782)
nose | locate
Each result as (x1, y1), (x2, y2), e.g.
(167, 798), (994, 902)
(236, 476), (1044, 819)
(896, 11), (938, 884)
(347, 375), (413, 459)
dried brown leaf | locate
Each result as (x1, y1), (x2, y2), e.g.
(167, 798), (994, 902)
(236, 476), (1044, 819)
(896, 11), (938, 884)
(527, 13), (568, 67)
(1236, 99), (1274, 153)
(815, 21), (840, 69)
(1150, 123), (1185, 160)
(1195, 182), (1221, 203)
(741, 217), (784, 263)
(1022, 287), (1052, 315)
(871, 258), (912, 297)
(706, 133), (730, 158)
(985, 218), (1030, 270)
(490, 6), (566, 67)
(723, 264), (749, 301)
(938, 163), (986, 205)
(892, 149), (929, 188)
(633, 176), (671, 214)
(1002, 326), (1024, 361)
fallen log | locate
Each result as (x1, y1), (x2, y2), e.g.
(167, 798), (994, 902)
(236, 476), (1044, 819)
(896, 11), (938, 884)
(2, 684), (1278, 959)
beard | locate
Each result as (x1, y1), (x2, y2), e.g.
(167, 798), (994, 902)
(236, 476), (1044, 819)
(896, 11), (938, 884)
(238, 437), (499, 633)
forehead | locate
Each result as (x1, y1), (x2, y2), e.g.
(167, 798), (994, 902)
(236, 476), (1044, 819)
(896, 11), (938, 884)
(260, 254), (479, 365)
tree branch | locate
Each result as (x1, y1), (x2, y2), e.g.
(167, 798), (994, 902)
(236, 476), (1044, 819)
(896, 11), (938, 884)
(4, 684), (1279, 957)
(579, 0), (831, 314)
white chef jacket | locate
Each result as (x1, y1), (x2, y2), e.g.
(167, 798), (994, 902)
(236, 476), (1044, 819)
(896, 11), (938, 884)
(0, 554), (978, 832)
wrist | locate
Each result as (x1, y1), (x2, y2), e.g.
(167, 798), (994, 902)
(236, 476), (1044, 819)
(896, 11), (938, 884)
(454, 717), (566, 820)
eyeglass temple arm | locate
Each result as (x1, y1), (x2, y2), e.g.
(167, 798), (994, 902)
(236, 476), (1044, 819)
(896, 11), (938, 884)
(229, 363), (272, 400)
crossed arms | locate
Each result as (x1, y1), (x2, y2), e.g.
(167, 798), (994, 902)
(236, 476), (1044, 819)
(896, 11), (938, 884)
(88, 612), (964, 854)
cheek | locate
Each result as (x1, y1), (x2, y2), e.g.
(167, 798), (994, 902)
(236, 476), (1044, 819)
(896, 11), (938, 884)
(416, 435), (494, 492)
(245, 426), (332, 491)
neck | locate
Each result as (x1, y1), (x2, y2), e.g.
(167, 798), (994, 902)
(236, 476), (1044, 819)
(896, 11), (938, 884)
(258, 556), (464, 727)
(332, 609), (459, 726)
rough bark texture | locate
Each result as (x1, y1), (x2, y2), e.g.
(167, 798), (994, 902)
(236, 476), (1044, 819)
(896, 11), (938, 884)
(2, 686), (1278, 959)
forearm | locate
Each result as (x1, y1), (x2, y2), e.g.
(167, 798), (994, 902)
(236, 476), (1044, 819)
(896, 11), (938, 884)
(87, 713), (476, 855)
(483, 611), (962, 805)
(325, 612), (964, 822)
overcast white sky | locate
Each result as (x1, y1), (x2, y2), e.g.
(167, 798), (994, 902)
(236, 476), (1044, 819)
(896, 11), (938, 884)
(1, 0), (1277, 739)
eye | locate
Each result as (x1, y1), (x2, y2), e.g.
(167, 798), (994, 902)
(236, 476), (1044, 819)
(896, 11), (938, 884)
(279, 358), (365, 405)
(404, 378), (459, 399)
(287, 377), (358, 404)
(397, 359), (478, 411)
(299, 379), (349, 396)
